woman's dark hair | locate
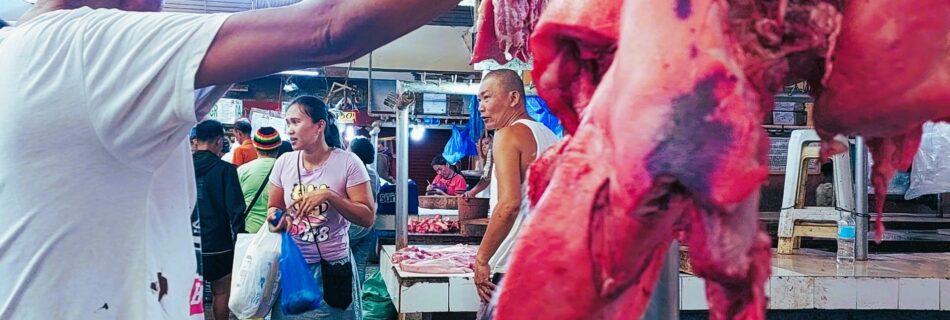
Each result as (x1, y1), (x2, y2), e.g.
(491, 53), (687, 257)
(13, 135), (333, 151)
(349, 137), (375, 165)
(289, 95), (342, 149)
(431, 155), (459, 173)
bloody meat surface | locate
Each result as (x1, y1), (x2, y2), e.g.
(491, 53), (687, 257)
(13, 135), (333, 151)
(470, 0), (950, 319)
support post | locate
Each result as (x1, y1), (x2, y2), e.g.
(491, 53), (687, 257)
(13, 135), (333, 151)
(395, 92), (410, 250)
(854, 137), (869, 261)
(643, 241), (679, 320)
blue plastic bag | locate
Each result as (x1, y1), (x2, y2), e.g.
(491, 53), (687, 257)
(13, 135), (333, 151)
(275, 211), (322, 315)
(442, 125), (478, 165)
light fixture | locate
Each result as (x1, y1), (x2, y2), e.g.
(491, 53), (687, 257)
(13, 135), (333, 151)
(282, 82), (298, 92)
(411, 125), (426, 141)
(278, 69), (322, 77)
(345, 125), (356, 142)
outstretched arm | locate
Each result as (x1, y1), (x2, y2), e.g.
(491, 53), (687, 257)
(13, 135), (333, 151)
(196, 0), (460, 87)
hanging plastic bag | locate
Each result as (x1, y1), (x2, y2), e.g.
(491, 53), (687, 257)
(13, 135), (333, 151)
(361, 271), (397, 320)
(906, 121), (950, 199)
(228, 228), (282, 319)
(442, 125), (478, 165)
(277, 211), (323, 315)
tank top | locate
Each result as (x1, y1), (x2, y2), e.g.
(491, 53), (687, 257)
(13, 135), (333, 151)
(488, 119), (559, 273)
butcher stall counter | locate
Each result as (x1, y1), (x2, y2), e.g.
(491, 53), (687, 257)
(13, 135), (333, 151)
(379, 245), (481, 316)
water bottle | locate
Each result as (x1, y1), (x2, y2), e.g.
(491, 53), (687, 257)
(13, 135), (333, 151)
(836, 212), (856, 263)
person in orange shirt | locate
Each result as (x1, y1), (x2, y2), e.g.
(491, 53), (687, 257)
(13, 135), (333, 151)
(231, 120), (257, 167)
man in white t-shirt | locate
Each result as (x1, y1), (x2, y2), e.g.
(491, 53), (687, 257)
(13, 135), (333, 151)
(0, 0), (458, 318)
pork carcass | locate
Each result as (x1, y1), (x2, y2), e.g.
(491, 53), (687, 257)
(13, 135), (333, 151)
(813, 0), (950, 240)
(496, 0), (846, 319)
(529, 0), (621, 134)
(470, 0), (548, 64)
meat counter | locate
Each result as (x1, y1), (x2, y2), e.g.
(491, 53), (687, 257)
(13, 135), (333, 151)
(379, 245), (481, 314)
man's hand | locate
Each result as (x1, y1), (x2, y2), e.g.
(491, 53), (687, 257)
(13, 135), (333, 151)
(474, 261), (496, 302)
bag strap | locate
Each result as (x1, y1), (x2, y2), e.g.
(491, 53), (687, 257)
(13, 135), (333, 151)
(243, 164), (275, 218)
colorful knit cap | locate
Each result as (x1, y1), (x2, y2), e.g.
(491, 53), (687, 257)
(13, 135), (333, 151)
(253, 127), (282, 151)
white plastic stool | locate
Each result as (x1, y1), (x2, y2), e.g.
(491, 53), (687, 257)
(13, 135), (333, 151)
(777, 130), (855, 254)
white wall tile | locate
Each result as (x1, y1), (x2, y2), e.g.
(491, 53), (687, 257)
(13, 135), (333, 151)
(399, 281), (449, 313)
(814, 277), (856, 309)
(770, 277), (815, 309)
(898, 278), (940, 310)
(448, 276), (480, 312)
(680, 276), (708, 310)
(940, 278), (950, 311)
(856, 278), (898, 309)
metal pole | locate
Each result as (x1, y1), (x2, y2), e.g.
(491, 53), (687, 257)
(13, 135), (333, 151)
(368, 52), (377, 167)
(643, 241), (679, 320)
(854, 137), (869, 261)
(395, 94), (410, 250)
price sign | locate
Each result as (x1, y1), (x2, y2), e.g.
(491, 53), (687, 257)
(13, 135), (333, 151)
(339, 111), (357, 124)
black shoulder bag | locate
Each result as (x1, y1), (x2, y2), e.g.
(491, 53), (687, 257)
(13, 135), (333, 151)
(298, 152), (354, 310)
(243, 165), (275, 220)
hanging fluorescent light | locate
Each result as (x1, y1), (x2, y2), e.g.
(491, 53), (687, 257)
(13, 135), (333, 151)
(278, 69), (322, 77)
(459, 0), (475, 7)
(411, 125), (426, 141)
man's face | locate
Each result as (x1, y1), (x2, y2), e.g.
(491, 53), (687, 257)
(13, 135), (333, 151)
(478, 77), (508, 130)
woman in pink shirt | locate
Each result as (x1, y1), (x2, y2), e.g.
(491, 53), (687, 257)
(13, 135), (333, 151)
(427, 155), (468, 196)
(266, 96), (375, 319)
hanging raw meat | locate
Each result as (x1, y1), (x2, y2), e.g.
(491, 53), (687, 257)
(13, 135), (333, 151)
(529, 0), (621, 134)
(813, 0), (950, 240)
(495, 0), (852, 319)
(470, 0), (548, 64)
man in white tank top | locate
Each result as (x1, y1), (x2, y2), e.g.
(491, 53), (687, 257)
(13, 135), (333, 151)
(473, 69), (559, 304)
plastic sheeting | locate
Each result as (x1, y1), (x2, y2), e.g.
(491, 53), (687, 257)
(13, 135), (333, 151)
(905, 121), (950, 199)
(525, 96), (564, 138)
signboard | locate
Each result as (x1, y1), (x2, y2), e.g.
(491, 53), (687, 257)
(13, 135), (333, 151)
(208, 98), (243, 124)
(249, 108), (287, 140)
(339, 111), (357, 124)
(768, 137), (790, 174)
(422, 93), (448, 114)
(769, 137), (820, 174)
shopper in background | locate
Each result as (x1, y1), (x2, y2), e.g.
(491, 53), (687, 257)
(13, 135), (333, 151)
(267, 96), (375, 319)
(464, 133), (494, 199)
(231, 120), (257, 167)
(192, 119), (247, 320)
(427, 155), (467, 196)
(239, 127), (282, 234)
(278, 140), (294, 157)
(377, 142), (395, 184)
(0, 0), (458, 317)
(473, 69), (559, 306)
(347, 136), (380, 284)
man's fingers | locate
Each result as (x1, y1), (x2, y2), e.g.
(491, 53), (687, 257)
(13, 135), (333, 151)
(477, 287), (491, 302)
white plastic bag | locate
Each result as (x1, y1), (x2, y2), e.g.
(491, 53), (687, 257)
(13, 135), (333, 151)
(906, 121), (950, 199)
(229, 228), (282, 319)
